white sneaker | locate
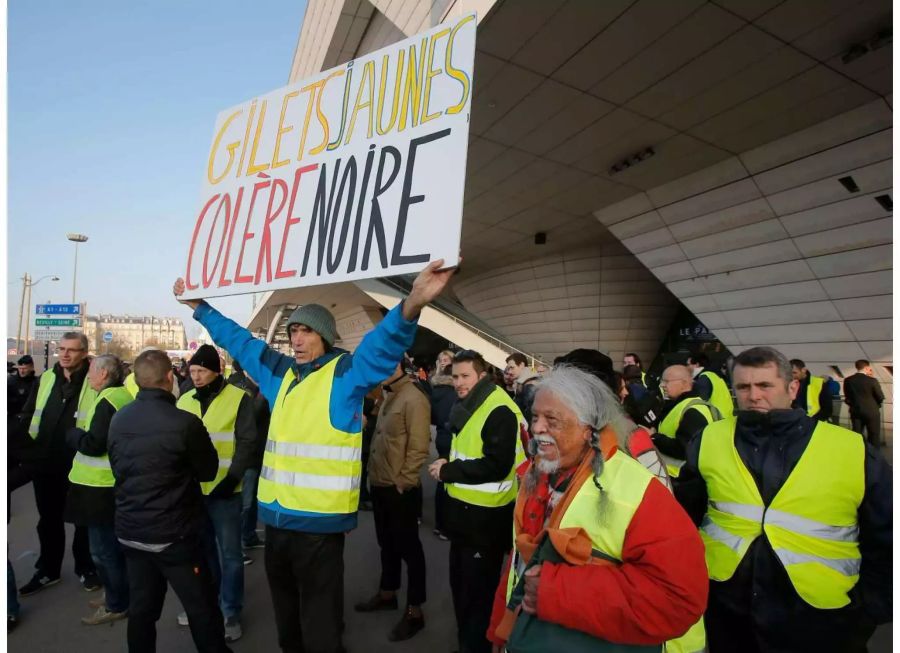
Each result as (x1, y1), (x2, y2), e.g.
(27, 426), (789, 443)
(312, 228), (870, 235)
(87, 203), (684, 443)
(176, 611), (189, 626)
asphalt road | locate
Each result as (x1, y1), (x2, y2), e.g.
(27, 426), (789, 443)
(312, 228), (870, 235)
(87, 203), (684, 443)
(8, 466), (892, 653)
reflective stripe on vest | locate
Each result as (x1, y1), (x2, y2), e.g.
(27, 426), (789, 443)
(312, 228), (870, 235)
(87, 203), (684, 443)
(699, 370), (734, 419)
(29, 370), (97, 438)
(698, 418), (863, 609)
(177, 383), (245, 495)
(124, 372), (139, 398)
(446, 386), (525, 508)
(258, 355), (362, 516)
(68, 386), (133, 488)
(805, 376), (824, 417)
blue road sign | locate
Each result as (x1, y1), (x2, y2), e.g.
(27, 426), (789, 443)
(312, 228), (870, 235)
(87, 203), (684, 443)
(36, 304), (81, 315)
(102, 331), (114, 343)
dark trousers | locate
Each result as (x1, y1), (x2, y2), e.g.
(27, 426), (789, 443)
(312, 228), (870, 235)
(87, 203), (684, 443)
(449, 541), (505, 653)
(88, 525), (129, 613)
(241, 469), (261, 545)
(372, 485), (426, 606)
(434, 482), (448, 532)
(124, 537), (230, 653)
(33, 472), (94, 578)
(852, 412), (881, 446)
(264, 526), (345, 653)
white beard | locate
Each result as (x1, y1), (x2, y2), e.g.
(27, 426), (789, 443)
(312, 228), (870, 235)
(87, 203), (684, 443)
(533, 436), (561, 474)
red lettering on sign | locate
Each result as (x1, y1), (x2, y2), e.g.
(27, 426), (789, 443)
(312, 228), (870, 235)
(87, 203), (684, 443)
(234, 179), (270, 284)
(276, 163), (319, 279)
(186, 194), (220, 290)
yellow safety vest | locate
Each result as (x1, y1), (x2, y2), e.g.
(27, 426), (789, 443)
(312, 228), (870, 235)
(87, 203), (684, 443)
(699, 370), (734, 419)
(68, 386), (133, 487)
(804, 376), (825, 417)
(177, 382), (245, 495)
(29, 369), (97, 438)
(699, 418), (864, 609)
(505, 452), (662, 650)
(258, 355), (362, 515)
(124, 372), (139, 398)
(657, 396), (720, 477)
(447, 386), (525, 508)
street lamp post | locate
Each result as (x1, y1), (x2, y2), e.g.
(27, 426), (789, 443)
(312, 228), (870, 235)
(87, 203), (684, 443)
(67, 233), (89, 303)
(16, 274), (60, 355)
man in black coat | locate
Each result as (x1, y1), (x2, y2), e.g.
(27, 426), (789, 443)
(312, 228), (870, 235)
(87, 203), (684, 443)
(108, 349), (231, 653)
(843, 359), (885, 447)
(7, 355), (37, 418)
(675, 347), (892, 653)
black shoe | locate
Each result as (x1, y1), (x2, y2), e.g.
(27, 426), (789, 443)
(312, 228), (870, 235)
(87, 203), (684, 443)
(7, 614), (18, 633)
(388, 608), (424, 642)
(242, 554), (253, 566)
(358, 500), (373, 512)
(80, 572), (102, 592)
(243, 538), (265, 550)
(354, 592), (398, 612)
(19, 573), (61, 596)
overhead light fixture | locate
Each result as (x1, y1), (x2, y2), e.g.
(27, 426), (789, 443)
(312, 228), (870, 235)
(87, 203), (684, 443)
(534, 232), (547, 245)
(874, 194), (892, 211)
(838, 175), (860, 193)
(841, 26), (892, 64)
(608, 147), (655, 176)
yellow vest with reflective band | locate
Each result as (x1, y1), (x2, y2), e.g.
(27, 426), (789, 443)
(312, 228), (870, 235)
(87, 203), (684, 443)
(698, 418), (864, 609)
(699, 370), (734, 419)
(29, 370), (97, 439)
(658, 397), (720, 478)
(447, 386), (525, 508)
(804, 375), (824, 417)
(258, 355), (362, 515)
(177, 383), (245, 495)
(68, 386), (133, 487)
(124, 372), (139, 398)
(504, 453), (658, 649)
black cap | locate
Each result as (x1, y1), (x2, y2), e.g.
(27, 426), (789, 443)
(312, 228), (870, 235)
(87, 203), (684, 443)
(188, 345), (221, 374)
(17, 355), (33, 366)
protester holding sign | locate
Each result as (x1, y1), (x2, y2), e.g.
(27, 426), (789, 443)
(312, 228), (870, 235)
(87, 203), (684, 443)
(173, 258), (454, 653)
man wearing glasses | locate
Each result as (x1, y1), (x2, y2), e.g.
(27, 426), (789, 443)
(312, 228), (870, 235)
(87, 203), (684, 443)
(13, 332), (101, 595)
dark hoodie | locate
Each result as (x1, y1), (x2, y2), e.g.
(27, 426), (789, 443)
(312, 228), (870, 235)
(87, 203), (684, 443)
(675, 409), (892, 652)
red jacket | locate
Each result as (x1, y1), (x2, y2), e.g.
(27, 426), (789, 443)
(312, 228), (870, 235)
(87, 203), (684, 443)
(488, 450), (708, 646)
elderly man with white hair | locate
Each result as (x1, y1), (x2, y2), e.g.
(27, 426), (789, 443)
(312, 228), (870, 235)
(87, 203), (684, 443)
(487, 365), (707, 652)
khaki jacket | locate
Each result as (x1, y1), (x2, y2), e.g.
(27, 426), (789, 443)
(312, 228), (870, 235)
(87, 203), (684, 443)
(368, 375), (432, 490)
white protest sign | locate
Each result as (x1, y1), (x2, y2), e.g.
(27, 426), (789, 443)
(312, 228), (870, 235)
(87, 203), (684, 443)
(182, 14), (476, 300)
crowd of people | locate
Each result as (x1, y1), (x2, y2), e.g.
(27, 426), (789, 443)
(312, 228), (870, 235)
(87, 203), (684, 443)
(5, 259), (892, 653)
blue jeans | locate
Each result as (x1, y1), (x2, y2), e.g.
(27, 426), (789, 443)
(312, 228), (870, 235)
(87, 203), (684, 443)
(88, 525), (129, 613)
(202, 493), (244, 619)
(8, 559), (19, 618)
(241, 469), (261, 546)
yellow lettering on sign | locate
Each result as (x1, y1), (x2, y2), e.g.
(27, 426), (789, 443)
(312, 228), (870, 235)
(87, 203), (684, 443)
(310, 69), (345, 156)
(271, 91), (300, 170)
(376, 52), (404, 136)
(421, 28), (450, 125)
(246, 100), (271, 175)
(345, 60), (375, 145)
(207, 110), (242, 185)
(398, 38), (428, 132)
(236, 100), (258, 178)
(445, 15), (474, 115)
(296, 81), (321, 162)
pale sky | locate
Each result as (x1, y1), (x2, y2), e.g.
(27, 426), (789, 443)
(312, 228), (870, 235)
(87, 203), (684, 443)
(7, 0), (309, 339)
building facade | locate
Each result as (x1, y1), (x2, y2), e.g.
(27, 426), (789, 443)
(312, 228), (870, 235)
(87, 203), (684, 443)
(84, 314), (187, 355)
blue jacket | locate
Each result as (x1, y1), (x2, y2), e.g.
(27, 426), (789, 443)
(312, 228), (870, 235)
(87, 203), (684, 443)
(193, 301), (418, 532)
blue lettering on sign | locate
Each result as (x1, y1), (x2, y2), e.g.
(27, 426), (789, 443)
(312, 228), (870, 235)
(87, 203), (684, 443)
(36, 304), (81, 315)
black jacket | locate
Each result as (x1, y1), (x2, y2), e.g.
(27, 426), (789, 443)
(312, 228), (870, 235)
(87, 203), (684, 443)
(12, 361), (91, 474)
(429, 374), (456, 458)
(108, 388), (218, 544)
(793, 372), (833, 422)
(675, 410), (892, 652)
(843, 373), (884, 419)
(439, 402), (518, 551)
(64, 387), (122, 526)
(7, 371), (37, 417)
(182, 375), (260, 487)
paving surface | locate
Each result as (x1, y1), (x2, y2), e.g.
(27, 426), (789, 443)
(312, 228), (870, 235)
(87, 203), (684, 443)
(8, 459), (892, 652)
